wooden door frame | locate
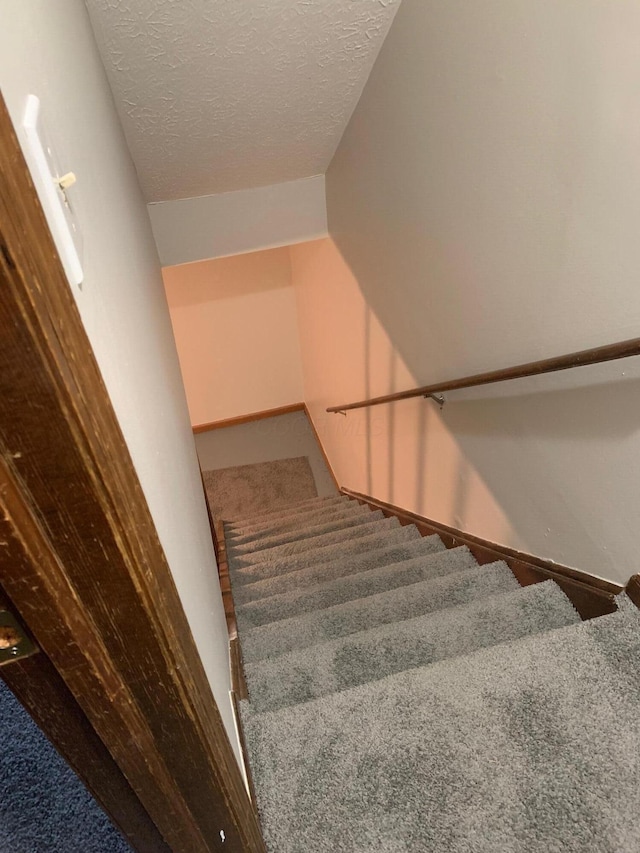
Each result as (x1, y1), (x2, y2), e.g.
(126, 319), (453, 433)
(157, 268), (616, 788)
(0, 95), (264, 853)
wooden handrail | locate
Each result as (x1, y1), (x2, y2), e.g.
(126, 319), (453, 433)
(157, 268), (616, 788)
(327, 336), (640, 413)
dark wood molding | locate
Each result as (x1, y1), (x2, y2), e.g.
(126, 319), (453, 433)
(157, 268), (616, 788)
(0, 94), (264, 852)
(328, 337), (640, 413)
(214, 520), (249, 701)
(625, 575), (640, 610)
(303, 405), (341, 492)
(193, 403), (306, 434)
(341, 488), (621, 620)
(231, 692), (259, 809)
(214, 521), (257, 809)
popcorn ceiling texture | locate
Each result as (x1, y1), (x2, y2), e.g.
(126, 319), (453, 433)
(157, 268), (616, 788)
(85, 0), (401, 202)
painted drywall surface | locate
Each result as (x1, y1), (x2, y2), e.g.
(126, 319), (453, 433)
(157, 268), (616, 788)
(195, 411), (337, 499)
(163, 248), (305, 425)
(0, 0), (241, 764)
(149, 175), (328, 267)
(314, 0), (640, 586)
(293, 236), (640, 586)
(85, 0), (401, 201)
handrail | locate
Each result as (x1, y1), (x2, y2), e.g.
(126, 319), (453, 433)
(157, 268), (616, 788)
(327, 336), (640, 413)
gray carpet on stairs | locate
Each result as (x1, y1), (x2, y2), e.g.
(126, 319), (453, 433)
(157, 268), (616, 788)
(241, 599), (640, 853)
(203, 457), (318, 521)
(229, 525), (436, 585)
(233, 531), (442, 605)
(229, 495), (348, 530)
(231, 512), (393, 564)
(244, 581), (581, 712)
(239, 562), (519, 659)
(235, 545), (480, 630)
(227, 497), (357, 540)
(225, 494), (638, 852)
(228, 502), (373, 547)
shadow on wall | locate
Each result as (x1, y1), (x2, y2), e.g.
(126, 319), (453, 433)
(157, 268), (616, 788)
(294, 237), (640, 584)
(309, 0), (640, 584)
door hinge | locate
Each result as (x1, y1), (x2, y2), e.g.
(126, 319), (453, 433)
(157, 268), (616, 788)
(0, 609), (38, 665)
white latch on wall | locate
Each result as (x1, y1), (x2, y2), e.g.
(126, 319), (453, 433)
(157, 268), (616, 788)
(22, 94), (83, 287)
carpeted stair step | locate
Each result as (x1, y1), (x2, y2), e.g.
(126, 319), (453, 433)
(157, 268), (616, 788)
(239, 597), (637, 853)
(230, 516), (398, 571)
(244, 581), (580, 712)
(236, 545), (480, 630)
(229, 510), (389, 559)
(232, 530), (440, 602)
(227, 499), (365, 542)
(228, 495), (349, 530)
(230, 524), (426, 582)
(239, 562), (519, 661)
(230, 493), (345, 524)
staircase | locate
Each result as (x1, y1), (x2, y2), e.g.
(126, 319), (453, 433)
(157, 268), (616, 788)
(225, 495), (640, 852)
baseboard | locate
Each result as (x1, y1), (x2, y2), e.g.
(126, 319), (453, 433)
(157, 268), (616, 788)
(303, 404), (340, 492)
(230, 635), (249, 701)
(341, 488), (622, 620)
(626, 575), (640, 610)
(216, 521), (258, 812)
(214, 520), (250, 698)
(193, 403), (306, 434)
(230, 691), (260, 813)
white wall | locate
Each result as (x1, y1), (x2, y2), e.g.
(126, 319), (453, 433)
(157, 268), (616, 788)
(149, 175), (328, 267)
(302, 0), (640, 586)
(0, 0), (241, 764)
(163, 248), (304, 426)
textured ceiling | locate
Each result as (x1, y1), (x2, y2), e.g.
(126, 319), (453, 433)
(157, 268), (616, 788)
(85, 0), (400, 202)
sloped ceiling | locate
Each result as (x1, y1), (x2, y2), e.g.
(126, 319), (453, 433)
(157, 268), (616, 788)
(85, 0), (400, 202)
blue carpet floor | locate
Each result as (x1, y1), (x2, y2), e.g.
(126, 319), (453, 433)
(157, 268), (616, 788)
(0, 681), (132, 852)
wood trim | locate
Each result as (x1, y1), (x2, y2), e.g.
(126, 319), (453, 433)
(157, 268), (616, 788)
(625, 575), (640, 610)
(193, 403), (306, 434)
(215, 520), (258, 807)
(303, 405), (341, 492)
(328, 337), (640, 413)
(214, 520), (249, 700)
(0, 94), (264, 852)
(341, 488), (621, 620)
(201, 469), (221, 563)
(230, 637), (249, 702)
(231, 692), (259, 808)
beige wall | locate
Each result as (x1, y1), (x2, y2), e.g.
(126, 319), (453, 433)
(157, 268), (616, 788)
(293, 237), (514, 556)
(296, 0), (640, 586)
(0, 0), (241, 764)
(163, 248), (304, 426)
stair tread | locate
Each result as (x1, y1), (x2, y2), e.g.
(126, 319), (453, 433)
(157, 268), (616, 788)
(230, 524), (428, 589)
(239, 561), (519, 661)
(244, 580), (581, 712)
(227, 498), (364, 541)
(240, 597), (638, 853)
(229, 503), (375, 547)
(230, 511), (392, 563)
(227, 495), (348, 529)
(236, 545), (480, 630)
(233, 530), (439, 604)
